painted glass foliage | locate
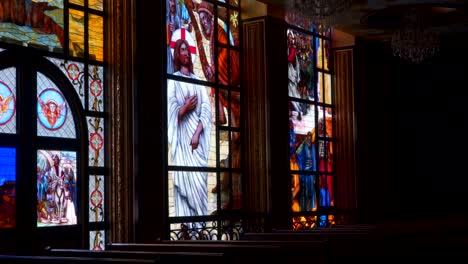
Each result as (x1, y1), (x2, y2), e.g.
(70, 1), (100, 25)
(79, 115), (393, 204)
(0, 67), (16, 134)
(166, 0), (242, 234)
(37, 150), (77, 227)
(0, 0), (64, 52)
(0, 147), (15, 229)
(37, 72), (76, 138)
(88, 116), (104, 167)
(89, 175), (104, 222)
(88, 14), (103, 61)
(88, 65), (104, 112)
(89, 230), (105, 251)
(46, 57), (85, 107)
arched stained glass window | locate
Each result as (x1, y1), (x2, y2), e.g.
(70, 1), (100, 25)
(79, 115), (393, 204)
(0, 0), (107, 252)
(165, 0), (242, 240)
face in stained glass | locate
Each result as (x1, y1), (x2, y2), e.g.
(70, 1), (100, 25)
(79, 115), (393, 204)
(37, 88), (68, 130)
(0, 81), (15, 126)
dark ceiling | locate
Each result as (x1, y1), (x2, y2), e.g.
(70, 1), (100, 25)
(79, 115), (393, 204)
(256, 0), (468, 40)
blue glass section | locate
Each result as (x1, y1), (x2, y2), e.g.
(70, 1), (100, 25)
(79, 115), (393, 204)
(0, 148), (15, 186)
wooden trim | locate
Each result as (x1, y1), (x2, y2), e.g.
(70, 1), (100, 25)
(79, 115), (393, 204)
(243, 19), (270, 218)
(333, 48), (357, 213)
(108, 0), (135, 243)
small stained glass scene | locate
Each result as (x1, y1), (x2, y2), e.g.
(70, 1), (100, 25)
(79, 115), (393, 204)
(0, 147), (15, 229)
(287, 29), (315, 103)
(37, 72), (76, 138)
(168, 171), (216, 217)
(0, 67), (16, 134)
(0, 0), (64, 52)
(166, 0), (240, 88)
(37, 150), (77, 227)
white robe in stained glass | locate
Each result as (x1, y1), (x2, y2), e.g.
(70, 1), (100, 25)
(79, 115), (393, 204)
(167, 72), (212, 217)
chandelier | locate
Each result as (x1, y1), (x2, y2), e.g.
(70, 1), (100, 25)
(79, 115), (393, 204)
(391, 9), (439, 63)
(286, 0), (352, 33)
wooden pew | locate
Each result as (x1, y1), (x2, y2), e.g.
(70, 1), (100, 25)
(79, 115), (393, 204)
(106, 242), (285, 264)
(145, 239), (329, 264)
(45, 248), (225, 264)
(0, 254), (158, 264)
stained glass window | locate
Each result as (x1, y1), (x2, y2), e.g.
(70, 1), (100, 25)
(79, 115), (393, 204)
(166, 0), (242, 239)
(0, 0), (107, 250)
(287, 21), (335, 228)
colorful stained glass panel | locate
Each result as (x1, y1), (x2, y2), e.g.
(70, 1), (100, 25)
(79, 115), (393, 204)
(318, 107), (333, 138)
(219, 172), (242, 210)
(218, 89), (229, 126)
(46, 57), (85, 108)
(69, 9), (85, 58)
(168, 171), (216, 217)
(88, 65), (104, 112)
(0, 67), (16, 134)
(37, 150), (77, 227)
(0, 147), (15, 229)
(89, 0), (104, 11)
(218, 7), (228, 45)
(324, 73), (332, 104)
(219, 129), (229, 167)
(229, 10), (239, 46)
(0, 1), (64, 52)
(289, 100), (315, 136)
(230, 91), (240, 127)
(316, 37), (324, 69)
(229, 0), (239, 7)
(167, 80), (215, 167)
(37, 72), (76, 138)
(87, 117), (105, 167)
(318, 140), (333, 172)
(89, 230), (105, 250)
(292, 174), (317, 212)
(319, 175), (333, 207)
(287, 29), (315, 101)
(69, 0), (84, 6)
(167, 1), (214, 82)
(89, 14), (103, 61)
(89, 175), (104, 222)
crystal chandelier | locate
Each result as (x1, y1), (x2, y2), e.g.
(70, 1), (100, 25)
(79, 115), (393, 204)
(286, 0), (352, 33)
(391, 9), (439, 63)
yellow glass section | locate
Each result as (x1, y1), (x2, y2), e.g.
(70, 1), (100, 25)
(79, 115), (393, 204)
(317, 38), (324, 69)
(69, 9), (85, 58)
(89, 14), (104, 61)
(89, 0), (104, 11)
(324, 73), (332, 104)
(69, 0), (84, 6)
